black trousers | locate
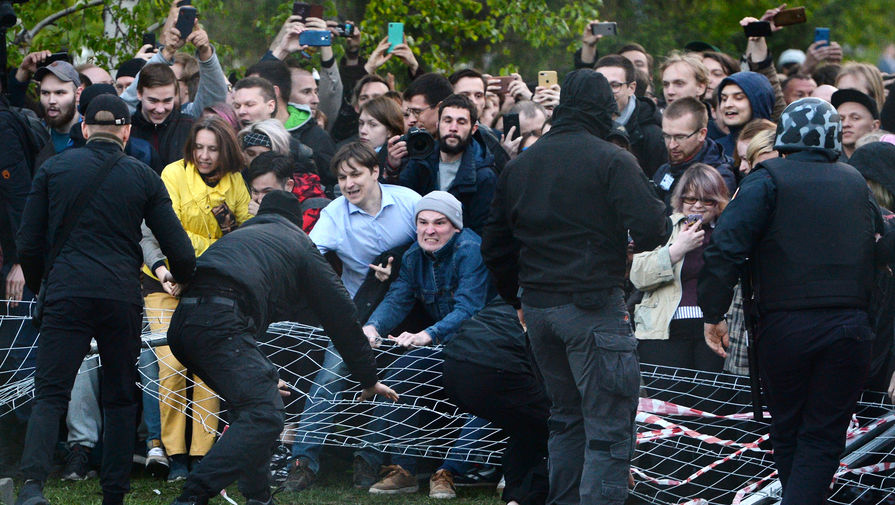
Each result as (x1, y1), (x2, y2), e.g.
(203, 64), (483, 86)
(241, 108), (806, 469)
(758, 308), (872, 505)
(20, 297), (141, 501)
(443, 358), (550, 505)
(168, 298), (284, 504)
(637, 318), (724, 372)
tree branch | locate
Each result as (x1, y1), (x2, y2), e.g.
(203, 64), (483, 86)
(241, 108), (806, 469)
(14, 0), (105, 47)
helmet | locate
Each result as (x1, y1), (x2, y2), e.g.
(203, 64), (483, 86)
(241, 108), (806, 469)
(774, 97), (841, 155)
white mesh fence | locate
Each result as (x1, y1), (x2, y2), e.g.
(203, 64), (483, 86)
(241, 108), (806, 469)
(2, 299), (895, 503)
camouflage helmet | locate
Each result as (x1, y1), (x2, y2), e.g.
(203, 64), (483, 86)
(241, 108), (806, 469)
(774, 97), (841, 155)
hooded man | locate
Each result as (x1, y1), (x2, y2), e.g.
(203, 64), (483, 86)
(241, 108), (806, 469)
(715, 71), (775, 157)
(482, 69), (671, 505)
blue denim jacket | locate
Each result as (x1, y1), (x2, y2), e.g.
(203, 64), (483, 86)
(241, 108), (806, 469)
(366, 228), (496, 344)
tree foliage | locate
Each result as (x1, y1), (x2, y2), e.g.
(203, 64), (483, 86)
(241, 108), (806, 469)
(5, 0), (893, 83)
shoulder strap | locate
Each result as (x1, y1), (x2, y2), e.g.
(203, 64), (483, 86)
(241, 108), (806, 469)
(45, 150), (126, 273)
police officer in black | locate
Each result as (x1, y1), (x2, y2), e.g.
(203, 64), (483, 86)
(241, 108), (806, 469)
(698, 97), (883, 505)
(14, 94), (196, 505)
(166, 191), (397, 505)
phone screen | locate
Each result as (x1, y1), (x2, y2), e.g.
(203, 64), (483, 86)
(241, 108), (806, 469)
(814, 27), (830, 47)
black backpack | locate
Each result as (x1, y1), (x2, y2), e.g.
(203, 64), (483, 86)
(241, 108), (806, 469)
(0, 96), (50, 176)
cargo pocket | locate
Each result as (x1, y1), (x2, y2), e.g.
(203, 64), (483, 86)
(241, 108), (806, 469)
(594, 331), (640, 397)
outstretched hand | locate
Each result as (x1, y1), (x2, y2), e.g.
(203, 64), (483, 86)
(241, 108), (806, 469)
(360, 381), (399, 402)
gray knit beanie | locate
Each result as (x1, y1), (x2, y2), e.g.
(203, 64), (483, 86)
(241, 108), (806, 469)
(415, 191), (463, 230)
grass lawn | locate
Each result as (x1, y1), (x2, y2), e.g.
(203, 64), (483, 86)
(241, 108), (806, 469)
(15, 449), (504, 505)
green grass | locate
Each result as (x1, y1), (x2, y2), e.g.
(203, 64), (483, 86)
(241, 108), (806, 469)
(15, 450), (504, 505)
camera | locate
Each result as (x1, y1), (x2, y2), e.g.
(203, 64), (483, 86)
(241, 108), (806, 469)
(399, 127), (435, 159)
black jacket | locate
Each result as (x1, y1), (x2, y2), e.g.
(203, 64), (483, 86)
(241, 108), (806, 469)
(482, 70), (671, 307)
(626, 97), (668, 178)
(291, 120), (337, 189)
(698, 151), (883, 323)
(0, 97), (37, 267)
(131, 105), (195, 167)
(16, 137), (196, 306)
(652, 136), (738, 213)
(398, 130), (497, 234)
(186, 212), (379, 388)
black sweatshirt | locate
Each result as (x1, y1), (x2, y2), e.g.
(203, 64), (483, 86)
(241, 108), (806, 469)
(187, 213), (379, 388)
(16, 137), (196, 304)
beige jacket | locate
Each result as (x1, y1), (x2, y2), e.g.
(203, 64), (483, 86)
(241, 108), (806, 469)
(630, 213), (687, 340)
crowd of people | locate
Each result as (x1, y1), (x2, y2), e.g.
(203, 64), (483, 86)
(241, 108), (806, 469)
(1, 1), (895, 505)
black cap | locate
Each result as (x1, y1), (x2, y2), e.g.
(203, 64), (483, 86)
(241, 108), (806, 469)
(84, 94), (131, 125)
(257, 190), (302, 226)
(606, 124), (631, 147)
(116, 58), (146, 79)
(684, 41), (721, 53)
(78, 83), (117, 115)
(831, 88), (879, 120)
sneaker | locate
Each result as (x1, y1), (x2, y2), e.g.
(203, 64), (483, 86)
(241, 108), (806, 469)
(14, 479), (48, 505)
(368, 465), (418, 495)
(429, 469), (457, 499)
(454, 464), (500, 487)
(352, 456), (379, 489)
(146, 446), (170, 479)
(283, 458), (316, 492)
(269, 444), (292, 486)
(61, 444), (95, 481)
(167, 454), (189, 482)
(1, 477), (15, 505)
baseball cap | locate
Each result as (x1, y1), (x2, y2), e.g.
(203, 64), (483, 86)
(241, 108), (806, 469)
(831, 88), (879, 120)
(84, 94), (131, 125)
(34, 60), (81, 87)
(78, 83), (117, 115)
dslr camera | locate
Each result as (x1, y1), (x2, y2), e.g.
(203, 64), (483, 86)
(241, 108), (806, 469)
(400, 127), (435, 159)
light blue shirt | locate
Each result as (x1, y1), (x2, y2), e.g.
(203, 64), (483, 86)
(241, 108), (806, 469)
(309, 183), (421, 297)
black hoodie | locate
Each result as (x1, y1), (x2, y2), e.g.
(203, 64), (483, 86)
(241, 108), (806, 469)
(482, 70), (671, 306)
(625, 97), (668, 178)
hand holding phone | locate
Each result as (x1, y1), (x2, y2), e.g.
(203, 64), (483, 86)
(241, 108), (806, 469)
(141, 32), (157, 49)
(743, 21), (772, 38)
(298, 30), (332, 47)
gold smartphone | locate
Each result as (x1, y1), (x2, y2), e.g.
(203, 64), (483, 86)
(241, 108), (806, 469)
(538, 70), (557, 88)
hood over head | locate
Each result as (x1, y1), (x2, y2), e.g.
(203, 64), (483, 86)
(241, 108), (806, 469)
(551, 69), (616, 139)
(717, 71), (775, 121)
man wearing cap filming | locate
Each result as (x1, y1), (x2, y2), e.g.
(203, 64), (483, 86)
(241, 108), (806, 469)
(13, 94), (196, 505)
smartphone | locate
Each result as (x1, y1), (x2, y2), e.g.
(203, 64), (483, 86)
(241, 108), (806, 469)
(685, 214), (703, 226)
(591, 22), (618, 37)
(387, 22), (404, 54)
(44, 52), (70, 66)
(141, 32), (157, 48)
(493, 76), (515, 95)
(773, 6), (806, 26)
(503, 113), (521, 141)
(814, 27), (830, 47)
(743, 21), (772, 38)
(308, 4), (323, 18)
(335, 22), (354, 37)
(175, 6), (197, 39)
(176, 0), (191, 6)
(298, 30), (332, 47)
(538, 70), (557, 88)
(292, 2), (309, 18)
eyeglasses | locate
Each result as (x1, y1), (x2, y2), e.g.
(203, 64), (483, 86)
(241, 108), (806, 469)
(608, 81), (633, 92)
(403, 105), (433, 119)
(682, 196), (717, 207)
(662, 129), (701, 144)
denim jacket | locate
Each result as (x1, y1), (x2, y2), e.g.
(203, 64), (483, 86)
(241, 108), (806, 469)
(366, 228), (496, 344)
